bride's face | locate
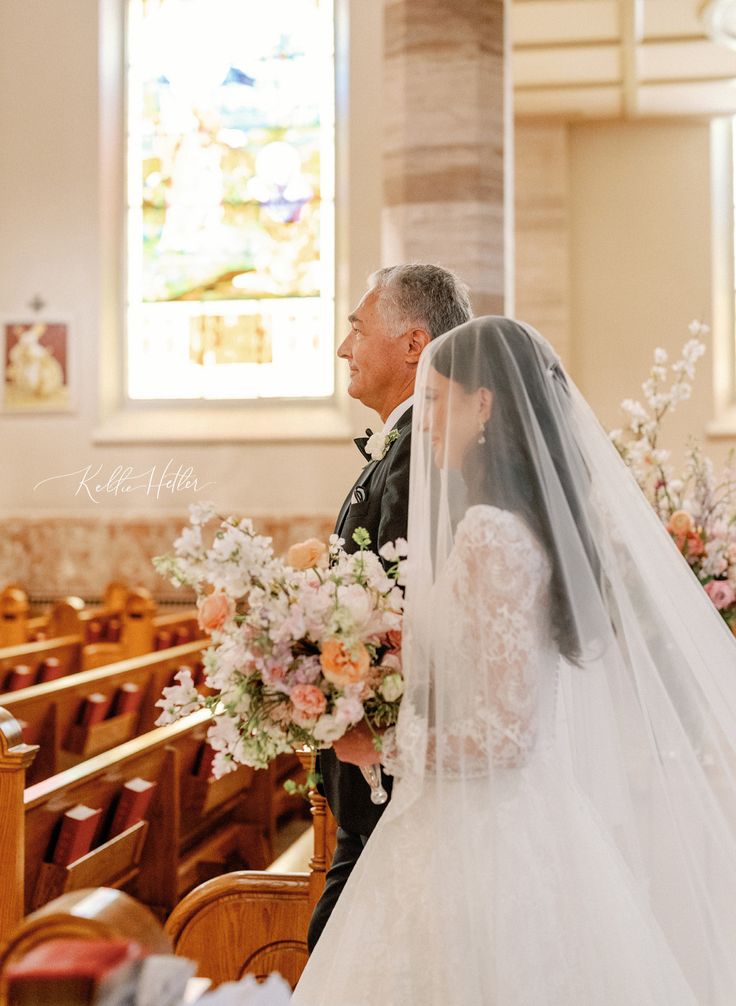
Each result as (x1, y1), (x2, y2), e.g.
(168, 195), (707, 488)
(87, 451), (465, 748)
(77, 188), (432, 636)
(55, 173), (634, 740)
(424, 367), (492, 469)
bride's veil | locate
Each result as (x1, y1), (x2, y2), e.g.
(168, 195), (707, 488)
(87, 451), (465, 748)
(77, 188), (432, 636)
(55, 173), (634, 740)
(387, 316), (736, 1001)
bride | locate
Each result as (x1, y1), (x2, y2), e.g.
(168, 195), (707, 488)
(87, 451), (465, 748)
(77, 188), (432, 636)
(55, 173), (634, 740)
(292, 317), (736, 1005)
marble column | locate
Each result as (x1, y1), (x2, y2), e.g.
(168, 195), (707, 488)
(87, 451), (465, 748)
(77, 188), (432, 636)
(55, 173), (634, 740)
(382, 0), (510, 316)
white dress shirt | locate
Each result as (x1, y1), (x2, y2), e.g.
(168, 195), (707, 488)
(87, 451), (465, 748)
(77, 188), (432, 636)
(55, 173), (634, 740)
(382, 395), (414, 434)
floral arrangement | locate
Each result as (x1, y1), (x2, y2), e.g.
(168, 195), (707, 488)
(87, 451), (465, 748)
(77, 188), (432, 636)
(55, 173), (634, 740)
(153, 503), (406, 781)
(610, 322), (736, 629)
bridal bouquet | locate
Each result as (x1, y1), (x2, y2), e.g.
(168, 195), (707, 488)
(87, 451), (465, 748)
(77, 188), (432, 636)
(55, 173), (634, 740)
(611, 322), (736, 631)
(153, 503), (407, 787)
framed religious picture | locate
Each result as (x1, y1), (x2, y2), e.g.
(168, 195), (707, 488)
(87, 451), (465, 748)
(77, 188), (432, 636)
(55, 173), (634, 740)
(1, 316), (75, 413)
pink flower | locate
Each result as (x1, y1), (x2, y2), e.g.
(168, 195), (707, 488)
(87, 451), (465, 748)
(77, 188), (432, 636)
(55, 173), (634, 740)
(292, 656), (322, 685)
(386, 629), (402, 653)
(684, 533), (705, 561)
(262, 663), (289, 692)
(672, 530), (705, 562)
(290, 683), (327, 718)
(704, 580), (736, 610)
(198, 592), (234, 632)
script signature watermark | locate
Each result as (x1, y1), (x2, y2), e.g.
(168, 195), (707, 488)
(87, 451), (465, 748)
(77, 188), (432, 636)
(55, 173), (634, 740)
(33, 460), (215, 503)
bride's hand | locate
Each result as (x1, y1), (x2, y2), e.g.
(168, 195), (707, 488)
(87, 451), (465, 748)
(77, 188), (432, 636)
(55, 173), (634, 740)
(332, 720), (381, 767)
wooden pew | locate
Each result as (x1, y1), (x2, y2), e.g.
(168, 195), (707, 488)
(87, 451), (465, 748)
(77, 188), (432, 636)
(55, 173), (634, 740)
(1, 582), (200, 651)
(0, 889), (172, 1005)
(1, 583), (128, 647)
(0, 710), (37, 949)
(0, 596), (202, 690)
(165, 758), (336, 989)
(25, 581), (130, 643)
(0, 635), (83, 695)
(82, 591), (202, 666)
(0, 887), (171, 963)
(0, 589), (29, 648)
(0, 640), (207, 783)
(150, 609), (201, 652)
(0, 706), (302, 945)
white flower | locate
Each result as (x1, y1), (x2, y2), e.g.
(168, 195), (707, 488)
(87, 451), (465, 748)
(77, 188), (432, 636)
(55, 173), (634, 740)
(366, 429), (400, 462)
(212, 750), (238, 777)
(703, 550), (729, 578)
(379, 541), (399, 562)
(654, 348), (668, 365)
(189, 500), (217, 526)
(379, 538), (409, 563)
(154, 667), (201, 725)
(208, 713), (242, 751)
(204, 634), (250, 690)
(621, 398), (648, 420)
(334, 694), (365, 726)
(687, 321), (709, 339)
(174, 525), (203, 558)
(335, 583), (374, 632)
(379, 673), (404, 702)
(682, 337), (706, 365)
(313, 714), (347, 744)
(273, 603), (306, 643)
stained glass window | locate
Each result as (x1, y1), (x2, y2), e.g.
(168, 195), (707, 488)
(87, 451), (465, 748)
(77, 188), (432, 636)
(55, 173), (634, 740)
(126, 0), (334, 400)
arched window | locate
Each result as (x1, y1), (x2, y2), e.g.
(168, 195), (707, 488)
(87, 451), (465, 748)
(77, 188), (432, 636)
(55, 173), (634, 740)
(125, 0), (335, 401)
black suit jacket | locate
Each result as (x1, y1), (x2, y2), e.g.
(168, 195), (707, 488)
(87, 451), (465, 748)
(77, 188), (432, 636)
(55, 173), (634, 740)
(319, 405), (412, 836)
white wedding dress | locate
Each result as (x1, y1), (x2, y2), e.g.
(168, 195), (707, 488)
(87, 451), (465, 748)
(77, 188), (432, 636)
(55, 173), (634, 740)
(293, 507), (699, 1005)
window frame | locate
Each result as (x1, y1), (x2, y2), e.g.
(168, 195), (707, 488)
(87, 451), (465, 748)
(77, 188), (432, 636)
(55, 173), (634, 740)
(95, 0), (377, 444)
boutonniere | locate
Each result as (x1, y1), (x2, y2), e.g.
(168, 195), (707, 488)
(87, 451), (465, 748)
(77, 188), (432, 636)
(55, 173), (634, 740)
(366, 428), (400, 463)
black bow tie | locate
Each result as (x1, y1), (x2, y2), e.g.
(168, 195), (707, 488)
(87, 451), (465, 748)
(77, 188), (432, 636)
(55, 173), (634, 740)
(354, 428), (373, 461)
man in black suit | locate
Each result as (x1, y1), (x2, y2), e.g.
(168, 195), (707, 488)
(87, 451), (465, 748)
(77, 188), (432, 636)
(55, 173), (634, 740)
(307, 263), (473, 951)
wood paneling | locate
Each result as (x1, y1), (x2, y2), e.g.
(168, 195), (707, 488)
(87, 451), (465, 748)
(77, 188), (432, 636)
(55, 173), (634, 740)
(511, 0), (736, 118)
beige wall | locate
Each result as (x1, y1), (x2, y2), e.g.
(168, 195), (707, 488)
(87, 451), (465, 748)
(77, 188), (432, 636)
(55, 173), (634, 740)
(568, 118), (719, 457)
(514, 116), (733, 468)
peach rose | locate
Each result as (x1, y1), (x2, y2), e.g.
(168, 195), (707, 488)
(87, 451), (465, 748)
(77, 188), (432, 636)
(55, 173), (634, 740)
(198, 592), (234, 632)
(320, 638), (371, 687)
(287, 537), (329, 571)
(290, 683), (327, 718)
(667, 510), (694, 537)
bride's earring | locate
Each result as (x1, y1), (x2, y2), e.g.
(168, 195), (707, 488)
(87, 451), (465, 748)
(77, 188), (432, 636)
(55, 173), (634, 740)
(477, 421), (486, 445)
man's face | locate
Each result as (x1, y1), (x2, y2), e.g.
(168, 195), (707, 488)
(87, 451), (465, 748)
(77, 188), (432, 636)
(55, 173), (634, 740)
(337, 288), (408, 414)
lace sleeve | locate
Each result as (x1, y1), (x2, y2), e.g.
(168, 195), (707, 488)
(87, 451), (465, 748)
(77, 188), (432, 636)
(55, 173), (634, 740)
(381, 507), (552, 777)
(385, 507), (551, 777)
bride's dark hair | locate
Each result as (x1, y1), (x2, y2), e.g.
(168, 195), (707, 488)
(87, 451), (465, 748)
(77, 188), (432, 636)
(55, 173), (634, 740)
(431, 317), (601, 664)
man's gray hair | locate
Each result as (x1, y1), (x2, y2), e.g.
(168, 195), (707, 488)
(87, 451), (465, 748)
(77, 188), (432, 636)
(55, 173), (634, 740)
(367, 263), (473, 340)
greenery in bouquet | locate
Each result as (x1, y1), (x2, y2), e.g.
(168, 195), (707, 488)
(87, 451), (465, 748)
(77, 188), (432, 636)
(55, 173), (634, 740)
(610, 322), (736, 631)
(153, 503), (407, 781)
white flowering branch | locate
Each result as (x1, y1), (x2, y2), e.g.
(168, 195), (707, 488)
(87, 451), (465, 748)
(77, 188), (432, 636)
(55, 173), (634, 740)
(611, 322), (736, 628)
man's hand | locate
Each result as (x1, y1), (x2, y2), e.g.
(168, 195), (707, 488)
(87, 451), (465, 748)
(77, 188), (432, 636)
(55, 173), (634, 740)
(332, 720), (381, 767)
